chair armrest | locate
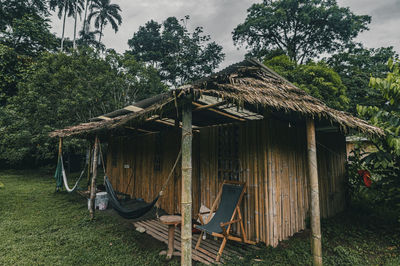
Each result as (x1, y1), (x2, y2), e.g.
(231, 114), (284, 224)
(219, 219), (241, 236)
(219, 219), (241, 228)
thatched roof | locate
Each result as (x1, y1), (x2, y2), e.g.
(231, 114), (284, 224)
(50, 59), (383, 138)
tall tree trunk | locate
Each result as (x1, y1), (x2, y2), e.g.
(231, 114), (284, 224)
(98, 22), (104, 44)
(73, 4), (77, 50)
(82, 0), (90, 34)
(61, 7), (67, 52)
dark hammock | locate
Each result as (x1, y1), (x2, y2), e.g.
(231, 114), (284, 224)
(104, 175), (159, 219)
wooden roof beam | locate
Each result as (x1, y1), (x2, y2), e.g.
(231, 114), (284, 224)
(153, 119), (176, 127)
(192, 102), (246, 122)
(97, 115), (112, 120)
(124, 105), (144, 112)
(193, 101), (226, 111)
(124, 126), (156, 134)
(153, 119), (200, 132)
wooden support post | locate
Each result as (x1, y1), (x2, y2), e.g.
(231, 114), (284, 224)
(167, 224), (175, 259)
(306, 119), (322, 266)
(89, 135), (99, 220)
(58, 137), (63, 158)
(87, 143), (91, 188)
(56, 137), (63, 192)
(181, 96), (193, 266)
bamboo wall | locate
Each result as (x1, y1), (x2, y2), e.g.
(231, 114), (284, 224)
(106, 117), (347, 246)
(106, 129), (200, 215)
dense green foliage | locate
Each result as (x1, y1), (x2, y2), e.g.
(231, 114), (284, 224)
(127, 16), (225, 87)
(233, 0), (370, 63)
(0, 0), (58, 56)
(264, 55), (349, 110)
(0, 1), (58, 104)
(0, 0), (49, 31)
(0, 13), (57, 57)
(0, 44), (31, 103)
(1, 170), (399, 265)
(0, 49), (166, 167)
(351, 60), (400, 211)
(328, 45), (399, 114)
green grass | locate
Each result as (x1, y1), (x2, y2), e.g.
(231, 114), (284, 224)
(0, 170), (178, 266)
(0, 170), (399, 265)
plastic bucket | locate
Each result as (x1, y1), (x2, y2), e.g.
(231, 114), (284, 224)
(87, 192), (109, 210)
(96, 192), (109, 210)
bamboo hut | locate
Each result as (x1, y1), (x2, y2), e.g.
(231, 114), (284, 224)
(51, 59), (382, 264)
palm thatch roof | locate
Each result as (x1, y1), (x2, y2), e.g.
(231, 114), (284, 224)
(50, 59), (383, 138)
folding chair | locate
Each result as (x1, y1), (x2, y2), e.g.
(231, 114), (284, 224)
(195, 180), (255, 262)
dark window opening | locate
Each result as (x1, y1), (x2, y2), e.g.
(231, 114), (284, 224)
(218, 125), (240, 181)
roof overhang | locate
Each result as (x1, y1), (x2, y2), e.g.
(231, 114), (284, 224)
(49, 59), (384, 139)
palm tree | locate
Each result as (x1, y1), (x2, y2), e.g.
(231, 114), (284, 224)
(73, 0), (85, 49)
(77, 28), (104, 50)
(49, 0), (84, 51)
(87, 0), (122, 44)
(82, 0), (92, 35)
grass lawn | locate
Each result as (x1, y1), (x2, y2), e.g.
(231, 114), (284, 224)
(0, 170), (399, 265)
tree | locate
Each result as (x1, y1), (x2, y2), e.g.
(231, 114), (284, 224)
(327, 45), (399, 114)
(0, 48), (166, 167)
(355, 59), (400, 210)
(0, 44), (31, 104)
(0, 2), (58, 104)
(264, 54), (349, 110)
(0, 0), (49, 31)
(232, 0), (371, 63)
(77, 28), (104, 50)
(127, 16), (225, 87)
(49, 0), (84, 51)
(81, 0), (99, 35)
(0, 14), (58, 57)
(72, 0), (85, 49)
(82, 0), (92, 34)
(87, 0), (122, 44)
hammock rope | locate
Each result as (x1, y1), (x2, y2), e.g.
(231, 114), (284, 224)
(54, 154), (88, 193)
(62, 155), (87, 192)
(54, 138), (89, 193)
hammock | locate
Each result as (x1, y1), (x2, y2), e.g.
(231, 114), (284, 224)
(54, 155), (86, 193)
(104, 175), (159, 219)
(99, 140), (181, 220)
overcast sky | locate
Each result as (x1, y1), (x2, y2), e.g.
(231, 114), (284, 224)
(50, 0), (400, 69)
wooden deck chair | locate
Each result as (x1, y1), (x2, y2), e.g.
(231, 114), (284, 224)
(194, 180), (255, 262)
